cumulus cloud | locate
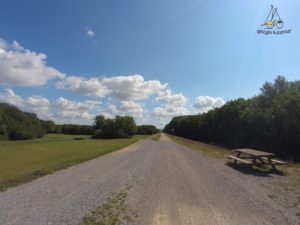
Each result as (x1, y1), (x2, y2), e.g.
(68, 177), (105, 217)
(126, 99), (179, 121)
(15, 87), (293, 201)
(107, 103), (120, 115)
(0, 39), (65, 86)
(102, 75), (167, 101)
(98, 101), (144, 119)
(26, 95), (50, 108)
(54, 110), (94, 125)
(152, 89), (188, 126)
(153, 106), (187, 118)
(0, 88), (23, 106)
(119, 101), (143, 116)
(25, 95), (50, 118)
(193, 96), (225, 113)
(155, 90), (187, 107)
(57, 74), (167, 101)
(86, 27), (95, 37)
(53, 97), (101, 111)
(0, 39), (7, 49)
(51, 97), (102, 124)
(56, 76), (110, 97)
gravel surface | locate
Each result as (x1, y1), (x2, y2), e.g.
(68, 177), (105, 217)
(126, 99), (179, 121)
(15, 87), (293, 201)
(0, 134), (298, 225)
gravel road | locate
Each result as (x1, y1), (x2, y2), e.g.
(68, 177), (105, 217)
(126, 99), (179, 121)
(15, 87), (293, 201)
(0, 134), (298, 225)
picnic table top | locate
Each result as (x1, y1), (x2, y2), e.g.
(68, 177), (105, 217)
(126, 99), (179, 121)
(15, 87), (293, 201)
(234, 148), (275, 157)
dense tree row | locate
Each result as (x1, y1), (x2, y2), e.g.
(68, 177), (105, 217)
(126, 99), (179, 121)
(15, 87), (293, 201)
(0, 103), (45, 140)
(93, 115), (137, 139)
(164, 76), (300, 161)
(137, 125), (160, 135)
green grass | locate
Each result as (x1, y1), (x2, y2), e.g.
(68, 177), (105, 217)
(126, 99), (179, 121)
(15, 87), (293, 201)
(150, 133), (161, 141)
(81, 187), (137, 225)
(265, 163), (300, 216)
(166, 134), (229, 159)
(0, 134), (148, 191)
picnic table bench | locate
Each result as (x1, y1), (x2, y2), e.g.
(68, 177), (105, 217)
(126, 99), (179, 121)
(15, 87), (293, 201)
(228, 148), (287, 170)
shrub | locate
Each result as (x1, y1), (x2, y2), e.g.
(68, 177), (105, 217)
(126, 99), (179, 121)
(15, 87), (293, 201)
(93, 115), (137, 139)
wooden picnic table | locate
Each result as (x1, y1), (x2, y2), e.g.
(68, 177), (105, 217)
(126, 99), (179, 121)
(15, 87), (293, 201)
(228, 148), (286, 170)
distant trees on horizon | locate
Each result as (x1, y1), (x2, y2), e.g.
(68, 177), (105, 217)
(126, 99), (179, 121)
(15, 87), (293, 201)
(0, 103), (160, 140)
(137, 125), (160, 135)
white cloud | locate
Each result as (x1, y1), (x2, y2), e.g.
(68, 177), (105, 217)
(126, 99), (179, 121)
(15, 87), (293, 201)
(0, 39), (7, 49)
(107, 103), (120, 115)
(0, 88), (23, 106)
(155, 90), (187, 107)
(54, 110), (94, 124)
(98, 101), (144, 119)
(152, 89), (188, 126)
(193, 96), (225, 113)
(58, 110), (94, 120)
(119, 101), (143, 116)
(56, 76), (110, 97)
(51, 97), (102, 124)
(86, 27), (95, 37)
(57, 74), (167, 101)
(153, 106), (187, 118)
(53, 97), (101, 111)
(0, 39), (65, 86)
(102, 75), (167, 101)
(26, 95), (49, 108)
(25, 95), (51, 119)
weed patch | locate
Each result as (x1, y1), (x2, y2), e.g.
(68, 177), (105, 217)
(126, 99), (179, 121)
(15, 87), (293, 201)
(81, 189), (137, 225)
(167, 134), (228, 159)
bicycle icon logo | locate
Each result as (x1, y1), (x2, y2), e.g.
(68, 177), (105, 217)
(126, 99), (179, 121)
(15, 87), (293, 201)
(261, 5), (284, 29)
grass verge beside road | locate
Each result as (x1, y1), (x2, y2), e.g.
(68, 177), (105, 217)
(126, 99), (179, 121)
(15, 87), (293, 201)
(166, 134), (228, 159)
(264, 164), (300, 216)
(150, 133), (161, 141)
(0, 134), (148, 191)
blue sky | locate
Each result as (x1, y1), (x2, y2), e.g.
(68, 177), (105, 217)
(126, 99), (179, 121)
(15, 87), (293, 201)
(0, 0), (299, 127)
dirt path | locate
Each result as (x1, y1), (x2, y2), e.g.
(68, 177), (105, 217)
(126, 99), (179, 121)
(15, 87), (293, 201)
(0, 134), (298, 225)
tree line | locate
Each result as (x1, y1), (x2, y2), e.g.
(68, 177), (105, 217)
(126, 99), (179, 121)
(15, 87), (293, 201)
(164, 76), (300, 161)
(0, 103), (159, 140)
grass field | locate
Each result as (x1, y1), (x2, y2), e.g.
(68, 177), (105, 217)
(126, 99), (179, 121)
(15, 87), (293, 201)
(0, 134), (148, 191)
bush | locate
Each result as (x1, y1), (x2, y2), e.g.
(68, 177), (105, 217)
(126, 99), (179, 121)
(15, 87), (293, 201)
(137, 125), (160, 135)
(0, 103), (45, 140)
(8, 130), (33, 140)
(92, 115), (137, 139)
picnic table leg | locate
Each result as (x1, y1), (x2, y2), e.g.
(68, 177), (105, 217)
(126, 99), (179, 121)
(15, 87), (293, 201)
(267, 158), (277, 170)
(234, 152), (241, 164)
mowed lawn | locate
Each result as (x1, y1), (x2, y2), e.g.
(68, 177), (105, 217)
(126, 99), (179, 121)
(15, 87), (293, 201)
(0, 134), (148, 191)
